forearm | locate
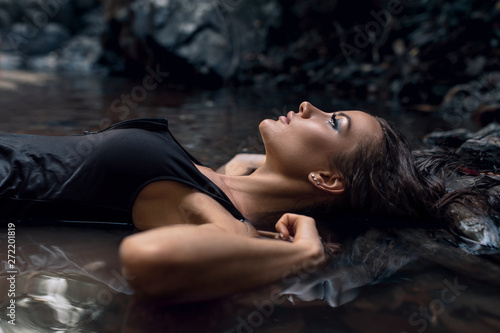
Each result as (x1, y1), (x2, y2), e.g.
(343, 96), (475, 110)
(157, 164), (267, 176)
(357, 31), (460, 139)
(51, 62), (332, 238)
(119, 223), (324, 302)
(216, 153), (266, 175)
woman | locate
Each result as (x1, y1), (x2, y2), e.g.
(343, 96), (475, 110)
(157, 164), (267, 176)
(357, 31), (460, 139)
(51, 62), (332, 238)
(0, 102), (446, 302)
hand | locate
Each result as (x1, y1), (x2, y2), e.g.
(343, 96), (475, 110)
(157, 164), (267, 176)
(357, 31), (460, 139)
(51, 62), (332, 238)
(275, 213), (320, 242)
(274, 214), (326, 265)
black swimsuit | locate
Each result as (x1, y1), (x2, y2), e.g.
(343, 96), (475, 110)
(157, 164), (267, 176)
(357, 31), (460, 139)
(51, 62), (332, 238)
(0, 118), (244, 225)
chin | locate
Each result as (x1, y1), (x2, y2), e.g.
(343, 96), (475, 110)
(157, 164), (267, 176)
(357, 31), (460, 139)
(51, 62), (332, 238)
(259, 118), (275, 127)
(258, 119), (274, 134)
(258, 120), (276, 151)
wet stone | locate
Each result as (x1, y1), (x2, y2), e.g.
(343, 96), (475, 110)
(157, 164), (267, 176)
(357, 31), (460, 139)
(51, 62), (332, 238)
(420, 122), (500, 254)
(457, 135), (500, 170)
(423, 128), (472, 147)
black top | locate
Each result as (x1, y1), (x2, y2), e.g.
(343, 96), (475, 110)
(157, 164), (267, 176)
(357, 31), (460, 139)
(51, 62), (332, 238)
(0, 118), (244, 225)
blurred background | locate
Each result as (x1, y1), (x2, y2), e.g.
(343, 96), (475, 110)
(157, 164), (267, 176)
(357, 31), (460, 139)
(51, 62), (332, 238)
(0, 0), (498, 167)
(1, 1), (500, 332)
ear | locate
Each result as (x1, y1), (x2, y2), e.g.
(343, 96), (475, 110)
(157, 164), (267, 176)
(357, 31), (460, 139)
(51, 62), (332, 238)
(309, 171), (345, 194)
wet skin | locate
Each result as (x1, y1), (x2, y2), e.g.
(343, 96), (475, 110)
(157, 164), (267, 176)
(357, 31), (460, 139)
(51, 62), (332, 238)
(259, 101), (383, 182)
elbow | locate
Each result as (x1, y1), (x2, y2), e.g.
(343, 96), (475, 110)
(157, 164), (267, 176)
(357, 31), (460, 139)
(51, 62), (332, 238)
(119, 235), (181, 296)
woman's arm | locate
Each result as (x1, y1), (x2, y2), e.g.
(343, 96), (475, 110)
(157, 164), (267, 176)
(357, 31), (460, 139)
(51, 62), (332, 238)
(119, 214), (325, 303)
(216, 153), (266, 176)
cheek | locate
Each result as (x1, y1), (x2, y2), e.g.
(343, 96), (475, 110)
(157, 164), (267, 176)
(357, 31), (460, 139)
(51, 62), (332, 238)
(296, 125), (332, 150)
(294, 127), (347, 166)
(287, 136), (330, 169)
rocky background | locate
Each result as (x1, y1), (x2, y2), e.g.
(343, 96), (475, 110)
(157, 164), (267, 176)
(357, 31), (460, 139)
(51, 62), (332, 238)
(0, 0), (499, 126)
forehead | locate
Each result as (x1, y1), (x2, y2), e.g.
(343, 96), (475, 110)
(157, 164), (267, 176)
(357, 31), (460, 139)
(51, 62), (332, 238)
(342, 110), (382, 140)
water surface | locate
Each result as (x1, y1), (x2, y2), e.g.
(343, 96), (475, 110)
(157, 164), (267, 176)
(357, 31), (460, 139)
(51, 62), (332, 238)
(1, 71), (498, 333)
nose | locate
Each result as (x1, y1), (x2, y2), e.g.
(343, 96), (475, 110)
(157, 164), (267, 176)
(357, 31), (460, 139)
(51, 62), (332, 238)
(299, 101), (321, 118)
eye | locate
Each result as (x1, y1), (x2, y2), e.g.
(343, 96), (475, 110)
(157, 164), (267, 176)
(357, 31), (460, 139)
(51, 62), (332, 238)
(329, 113), (338, 130)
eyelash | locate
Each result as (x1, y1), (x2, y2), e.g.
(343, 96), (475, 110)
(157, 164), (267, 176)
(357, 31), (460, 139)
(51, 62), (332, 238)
(329, 113), (338, 129)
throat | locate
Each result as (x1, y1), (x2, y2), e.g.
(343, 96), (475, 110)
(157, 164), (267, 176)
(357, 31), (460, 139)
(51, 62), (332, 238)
(195, 164), (235, 202)
(195, 164), (311, 228)
(221, 173), (310, 227)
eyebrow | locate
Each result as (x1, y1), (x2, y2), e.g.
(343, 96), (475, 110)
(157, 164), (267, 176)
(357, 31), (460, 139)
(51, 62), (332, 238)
(337, 112), (351, 130)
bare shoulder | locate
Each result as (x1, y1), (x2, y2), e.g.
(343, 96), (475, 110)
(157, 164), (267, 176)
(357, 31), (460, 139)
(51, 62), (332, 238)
(132, 180), (245, 234)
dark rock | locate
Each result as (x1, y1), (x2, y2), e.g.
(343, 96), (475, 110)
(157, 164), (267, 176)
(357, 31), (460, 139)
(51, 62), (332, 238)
(17, 0), (75, 29)
(176, 28), (234, 79)
(74, 0), (100, 12)
(0, 0), (498, 101)
(423, 128), (472, 147)
(423, 122), (500, 149)
(11, 22), (71, 56)
(448, 197), (500, 254)
(438, 72), (500, 127)
(469, 120), (500, 139)
(0, 8), (11, 29)
(30, 34), (103, 72)
(455, 122), (500, 171)
(419, 122), (500, 254)
(79, 7), (105, 37)
(100, 0), (282, 86)
(58, 35), (102, 72)
(473, 104), (500, 127)
(457, 135), (500, 170)
(395, 228), (500, 282)
(0, 0), (18, 21)
(51, 3), (76, 31)
(0, 0), (105, 72)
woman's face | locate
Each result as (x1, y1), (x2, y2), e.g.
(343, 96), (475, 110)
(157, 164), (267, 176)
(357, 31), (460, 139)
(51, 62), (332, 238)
(259, 101), (382, 178)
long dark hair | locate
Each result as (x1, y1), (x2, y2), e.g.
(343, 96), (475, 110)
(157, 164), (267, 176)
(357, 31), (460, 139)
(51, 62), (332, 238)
(328, 118), (445, 225)
(326, 116), (500, 233)
(413, 147), (500, 224)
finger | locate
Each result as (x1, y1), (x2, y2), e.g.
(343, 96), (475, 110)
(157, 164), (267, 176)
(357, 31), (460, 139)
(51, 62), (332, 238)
(280, 213), (313, 232)
(275, 213), (310, 240)
(275, 222), (290, 239)
(288, 215), (320, 243)
(275, 214), (294, 239)
(257, 230), (282, 240)
(280, 214), (320, 241)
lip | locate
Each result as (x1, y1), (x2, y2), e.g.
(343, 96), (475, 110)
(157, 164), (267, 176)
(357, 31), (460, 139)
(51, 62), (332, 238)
(279, 111), (295, 125)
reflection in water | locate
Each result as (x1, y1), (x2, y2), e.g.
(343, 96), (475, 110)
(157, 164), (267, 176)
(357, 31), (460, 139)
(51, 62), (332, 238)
(0, 224), (132, 332)
(0, 272), (128, 333)
(283, 229), (418, 307)
(2, 222), (500, 332)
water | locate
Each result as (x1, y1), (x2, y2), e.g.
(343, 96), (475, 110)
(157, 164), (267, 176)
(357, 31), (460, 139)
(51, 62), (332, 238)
(1, 70), (498, 333)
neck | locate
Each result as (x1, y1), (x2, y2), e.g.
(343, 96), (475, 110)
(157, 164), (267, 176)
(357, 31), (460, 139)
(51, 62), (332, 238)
(201, 165), (317, 229)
